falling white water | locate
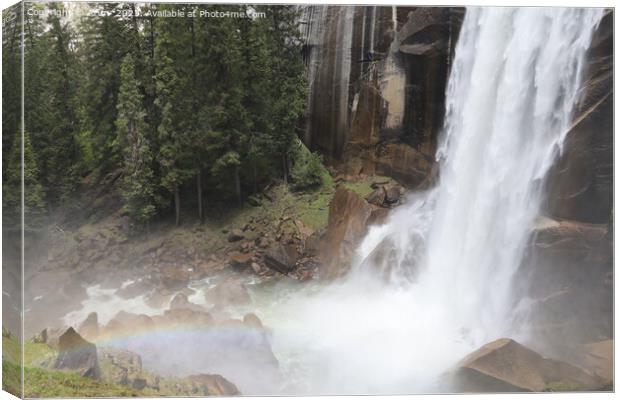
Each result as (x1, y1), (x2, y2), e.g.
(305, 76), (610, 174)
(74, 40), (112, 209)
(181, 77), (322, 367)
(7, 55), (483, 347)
(363, 6), (603, 338)
(262, 7), (604, 395)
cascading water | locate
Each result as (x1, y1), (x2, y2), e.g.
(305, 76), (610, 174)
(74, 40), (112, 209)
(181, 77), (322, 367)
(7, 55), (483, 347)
(358, 5), (604, 339)
(261, 6), (604, 394)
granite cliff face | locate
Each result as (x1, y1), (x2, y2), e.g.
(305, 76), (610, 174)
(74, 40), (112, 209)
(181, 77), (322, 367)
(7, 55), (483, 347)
(300, 6), (612, 208)
(545, 9), (613, 224)
(520, 10), (613, 365)
(300, 6), (464, 187)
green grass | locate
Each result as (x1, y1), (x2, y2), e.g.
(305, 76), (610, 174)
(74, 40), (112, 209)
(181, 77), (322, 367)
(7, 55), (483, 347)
(296, 188), (334, 230)
(341, 180), (376, 198)
(24, 341), (56, 367)
(23, 362), (144, 397)
(3, 358), (147, 398)
(3, 360), (22, 397)
(545, 381), (582, 392)
(201, 182), (336, 236)
(3, 335), (57, 367)
(3, 336), (143, 398)
(3, 334), (20, 364)
(4, 359), (230, 397)
(2, 334), (184, 398)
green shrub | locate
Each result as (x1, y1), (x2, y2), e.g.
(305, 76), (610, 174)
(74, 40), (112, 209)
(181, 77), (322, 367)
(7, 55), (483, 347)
(290, 140), (329, 191)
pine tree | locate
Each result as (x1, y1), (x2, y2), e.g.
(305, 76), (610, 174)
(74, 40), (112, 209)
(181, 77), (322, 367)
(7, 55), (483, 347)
(116, 54), (158, 228)
(40, 6), (81, 201)
(238, 8), (277, 193)
(79, 3), (144, 173)
(3, 130), (46, 225)
(2, 5), (21, 164)
(17, 3), (83, 206)
(22, 131), (46, 220)
(265, 6), (308, 183)
(196, 6), (251, 206)
(154, 13), (194, 225)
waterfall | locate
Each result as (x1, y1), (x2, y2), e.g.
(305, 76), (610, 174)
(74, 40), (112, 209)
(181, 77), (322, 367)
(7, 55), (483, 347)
(266, 7), (603, 395)
(357, 6), (603, 340)
(424, 6), (604, 340)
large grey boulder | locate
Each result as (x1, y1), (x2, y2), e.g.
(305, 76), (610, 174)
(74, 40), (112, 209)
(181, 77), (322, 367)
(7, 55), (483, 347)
(452, 338), (603, 392)
(53, 327), (100, 378)
(187, 374), (241, 396)
(319, 188), (372, 279)
(264, 242), (299, 275)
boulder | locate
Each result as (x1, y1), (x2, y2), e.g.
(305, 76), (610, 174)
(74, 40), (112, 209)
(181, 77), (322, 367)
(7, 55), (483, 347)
(302, 230), (323, 257)
(247, 195), (261, 207)
(576, 340), (613, 384)
(453, 338), (603, 392)
(256, 237), (270, 249)
(384, 184), (403, 205)
(101, 319), (127, 339)
(31, 328), (48, 344)
(160, 265), (190, 290)
(359, 237), (398, 281)
(111, 311), (155, 330)
(132, 378), (147, 390)
(250, 262), (262, 274)
(242, 313), (264, 330)
(78, 312), (99, 340)
(144, 290), (172, 309)
(187, 374), (241, 396)
(205, 279), (252, 307)
(367, 206), (390, 227)
(53, 327), (100, 378)
(264, 242), (299, 274)
(169, 293), (203, 312)
(319, 188), (373, 278)
(375, 143), (433, 188)
(99, 347), (143, 386)
(100, 312), (155, 340)
(365, 188), (386, 206)
(33, 327), (64, 349)
(370, 179), (390, 189)
(162, 308), (213, 327)
(227, 229), (245, 242)
(359, 233), (421, 282)
(229, 252), (254, 269)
